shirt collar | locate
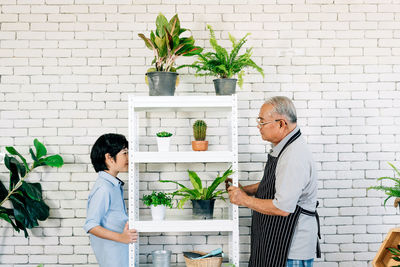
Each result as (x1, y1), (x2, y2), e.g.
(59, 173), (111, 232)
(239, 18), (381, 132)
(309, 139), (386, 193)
(269, 125), (300, 157)
(99, 171), (125, 187)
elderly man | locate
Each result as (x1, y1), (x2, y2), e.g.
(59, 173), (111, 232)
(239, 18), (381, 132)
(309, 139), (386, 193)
(227, 96), (320, 267)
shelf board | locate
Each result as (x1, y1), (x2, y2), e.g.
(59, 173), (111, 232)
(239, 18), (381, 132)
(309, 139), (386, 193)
(141, 264), (186, 267)
(133, 151), (234, 163)
(134, 219), (235, 233)
(130, 95), (234, 111)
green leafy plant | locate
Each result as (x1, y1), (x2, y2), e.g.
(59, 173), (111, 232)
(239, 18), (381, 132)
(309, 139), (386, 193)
(182, 24), (264, 88)
(160, 167), (233, 209)
(0, 139), (64, 237)
(156, 131), (173, 138)
(368, 163), (400, 206)
(193, 120), (207, 141)
(142, 191), (173, 208)
(387, 245), (400, 265)
(138, 13), (203, 72)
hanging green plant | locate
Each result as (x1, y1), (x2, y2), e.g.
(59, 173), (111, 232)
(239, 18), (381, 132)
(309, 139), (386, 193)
(0, 139), (64, 237)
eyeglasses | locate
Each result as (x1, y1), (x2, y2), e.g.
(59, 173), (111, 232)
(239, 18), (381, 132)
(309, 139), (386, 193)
(256, 118), (281, 127)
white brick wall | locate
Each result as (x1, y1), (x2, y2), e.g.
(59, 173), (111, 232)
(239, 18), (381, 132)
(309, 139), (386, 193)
(1, 0), (400, 266)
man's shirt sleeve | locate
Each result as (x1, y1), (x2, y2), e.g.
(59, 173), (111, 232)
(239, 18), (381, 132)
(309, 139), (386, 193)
(83, 185), (111, 233)
(272, 149), (309, 213)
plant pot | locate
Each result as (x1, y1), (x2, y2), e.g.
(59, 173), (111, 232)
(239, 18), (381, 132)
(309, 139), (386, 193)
(152, 249), (171, 267)
(157, 137), (171, 152)
(150, 205), (166, 221)
(191, 141), (208, 151)
(191, 199), (215, 219)
(213, 78), (237, 95)
(146, 71), (178, 96)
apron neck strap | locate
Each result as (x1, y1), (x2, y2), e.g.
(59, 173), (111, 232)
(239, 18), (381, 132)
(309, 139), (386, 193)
(277, 129), (301, 158)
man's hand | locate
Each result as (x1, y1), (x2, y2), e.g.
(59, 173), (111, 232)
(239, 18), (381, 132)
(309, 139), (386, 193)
(225, 178), (243, 191)
(120, 222), (138, 244)
(227, 185), (248, 206)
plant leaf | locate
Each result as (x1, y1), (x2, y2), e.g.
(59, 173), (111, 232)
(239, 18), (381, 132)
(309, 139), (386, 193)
(34, 139), (47, 159)
(156, 13), (168, 37)
(10, 194), (38, 229)
(188, 170), (202, 193)
(5, 146), (29, 170)
(0, 180), (8, 202)
(177, 195), (191, 209)
(5, 156), (21, 190)
(138, 33), (155, 50)
(388, 247), (400, 256)
(42, 155), (64, 168)
(21, 182), (42, 201)
(26, 199), (49, 221)
(29, 148), (38, 162)
(389, 162), (400, 177)
(205, 167), (233, 199)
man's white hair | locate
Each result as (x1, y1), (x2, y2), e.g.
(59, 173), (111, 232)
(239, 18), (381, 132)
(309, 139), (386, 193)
(265, 96), (297, 123)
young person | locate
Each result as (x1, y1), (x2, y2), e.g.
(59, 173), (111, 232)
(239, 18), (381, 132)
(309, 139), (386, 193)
(84, 133), (138, 267)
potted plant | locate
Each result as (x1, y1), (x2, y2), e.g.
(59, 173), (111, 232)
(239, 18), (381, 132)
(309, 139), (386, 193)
(138, 13), (203, 96)
(142, 191), (173, 221)
(182, 25), (264, 95)
(192, 120), (208, 151)
(368, 163), (400, 208)
(0, 139), (64, 237)
(156, 131), (173, 152)
(160, 166), (233, 219)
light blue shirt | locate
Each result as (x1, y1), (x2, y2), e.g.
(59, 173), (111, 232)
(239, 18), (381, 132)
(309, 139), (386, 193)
(83, 171), (129, 267)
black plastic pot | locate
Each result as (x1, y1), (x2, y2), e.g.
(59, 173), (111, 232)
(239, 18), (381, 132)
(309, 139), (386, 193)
(213, 78), (237, 95)
(191, 199), (216, 219)
(146, 71), (178, 96)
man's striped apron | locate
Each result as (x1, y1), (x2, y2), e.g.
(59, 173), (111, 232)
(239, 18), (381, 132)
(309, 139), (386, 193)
(249, 130), (320, 267)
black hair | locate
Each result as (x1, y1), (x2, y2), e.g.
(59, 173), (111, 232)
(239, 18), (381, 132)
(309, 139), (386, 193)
(90, 133), (128, 173)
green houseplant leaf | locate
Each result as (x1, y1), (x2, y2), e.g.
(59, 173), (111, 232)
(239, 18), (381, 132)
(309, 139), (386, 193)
(5, 146), (28, 170)
(34, 139), (47, 159)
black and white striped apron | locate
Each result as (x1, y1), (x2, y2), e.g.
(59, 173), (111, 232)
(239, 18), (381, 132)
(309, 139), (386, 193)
(249, 130), (320, 267)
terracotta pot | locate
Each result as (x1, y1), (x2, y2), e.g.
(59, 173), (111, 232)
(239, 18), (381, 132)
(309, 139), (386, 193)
(191, 141), (208, 151)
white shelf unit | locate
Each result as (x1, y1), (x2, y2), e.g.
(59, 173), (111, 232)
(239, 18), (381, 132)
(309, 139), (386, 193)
(128, 95), (239, 267)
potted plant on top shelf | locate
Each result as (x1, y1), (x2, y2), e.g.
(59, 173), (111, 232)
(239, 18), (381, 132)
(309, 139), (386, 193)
(160, 166), (233, 219)
(182, 24), (264, 95)
(138, 13), (203, 96)
(368, 162), (400, 209)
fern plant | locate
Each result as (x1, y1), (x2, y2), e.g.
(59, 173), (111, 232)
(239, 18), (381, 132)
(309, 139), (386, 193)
(368, 163), (400, 207)
(180, 24), (264, 88)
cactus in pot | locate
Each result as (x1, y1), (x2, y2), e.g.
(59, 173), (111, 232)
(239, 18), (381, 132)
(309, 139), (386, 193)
(192, 120), (208, 151)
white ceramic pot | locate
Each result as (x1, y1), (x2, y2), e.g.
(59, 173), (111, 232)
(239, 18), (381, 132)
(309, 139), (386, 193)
(157, 137), (171, 152)
(151, 205), (166, 221)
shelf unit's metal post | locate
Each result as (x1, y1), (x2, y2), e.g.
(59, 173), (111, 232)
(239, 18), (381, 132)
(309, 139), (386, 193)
(129, 96), (140, 267)
(230, 94), (239, 266)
